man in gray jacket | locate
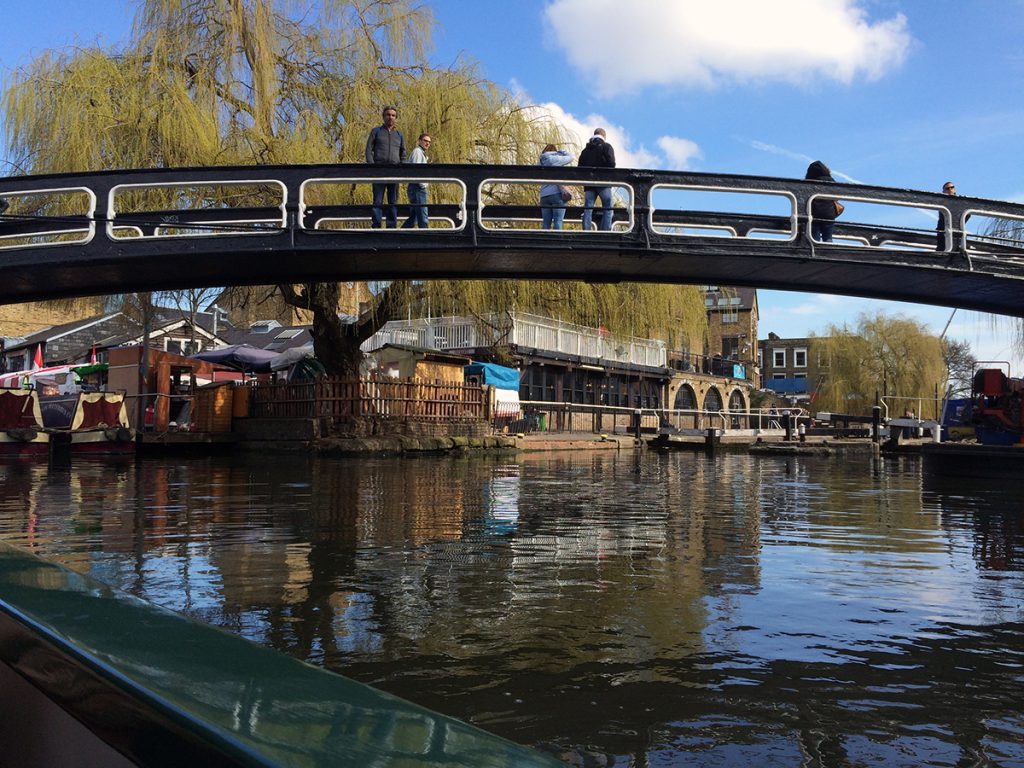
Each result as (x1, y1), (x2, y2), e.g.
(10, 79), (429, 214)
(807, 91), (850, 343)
(365, 106), (406, 228)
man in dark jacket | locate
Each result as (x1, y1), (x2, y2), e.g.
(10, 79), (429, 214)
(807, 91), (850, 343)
(365, 106), (406, 228)
(578, 128), (616, 231)
(936, 181), (956, 250)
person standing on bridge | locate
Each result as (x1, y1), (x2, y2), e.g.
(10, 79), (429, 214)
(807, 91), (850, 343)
(936, 181), (956, 250)
(805, 160), (842, 243)
(578, 128), (616, 231)
(402, 133), (432, 229)
(365, 106), (406, 229)
(539, 144), (573, 230)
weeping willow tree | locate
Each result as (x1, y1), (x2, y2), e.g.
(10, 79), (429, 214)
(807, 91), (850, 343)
(980, 216), (1024, 362)
(3, 0), (705, 374)
(811, 311), (947, 415)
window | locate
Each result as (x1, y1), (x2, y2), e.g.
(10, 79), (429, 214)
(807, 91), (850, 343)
(772, 349), (785, 368)
(794, 372), (807, 379)
(729, 297), (742, 305)
(757, 349), (763, 368)
(164, 338), (202, 355)
(705, 297), (715, 307)
(721, 311), (739, 324)
(250, 319), (282, 334)
(794, 348), (807, 368)
(772, 373), (786, 380)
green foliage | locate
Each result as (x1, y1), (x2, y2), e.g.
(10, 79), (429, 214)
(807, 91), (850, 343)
(3, 0), (705, 371)
(812, 311), (947, 414)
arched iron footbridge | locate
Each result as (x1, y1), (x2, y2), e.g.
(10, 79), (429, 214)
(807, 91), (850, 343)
(1, 164), (1023, 315)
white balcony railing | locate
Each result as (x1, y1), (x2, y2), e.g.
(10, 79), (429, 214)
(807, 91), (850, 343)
(362, 312), (667, 368)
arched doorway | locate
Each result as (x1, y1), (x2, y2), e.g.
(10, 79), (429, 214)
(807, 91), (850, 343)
(728, 389), (747, 428)
(674, 384), (697, 410)
(703, 387), (723, 412)
(728, 389), (746, 412)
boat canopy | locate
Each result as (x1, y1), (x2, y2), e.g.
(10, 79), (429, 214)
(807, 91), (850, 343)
(191, 344), (277, 373)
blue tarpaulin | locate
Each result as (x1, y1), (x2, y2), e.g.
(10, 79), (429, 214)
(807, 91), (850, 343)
(464, 363), (520, 391)
(765, 377), (809, 395)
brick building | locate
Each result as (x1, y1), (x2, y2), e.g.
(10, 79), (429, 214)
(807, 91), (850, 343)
(757, 332), (826, 404)
(703, 286), (759, 384)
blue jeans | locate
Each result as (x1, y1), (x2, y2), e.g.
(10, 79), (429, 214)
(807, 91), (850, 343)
(812, 220), (835, 242)
(541, 193), (566, 230)
(371, 182), (399, 228)
(582, 187), (613, 231)
(402, 184), (428, 228)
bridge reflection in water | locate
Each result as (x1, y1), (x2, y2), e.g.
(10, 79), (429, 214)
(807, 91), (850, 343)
(1, 164), (1023, 314)
(1, 452), (1022, 765)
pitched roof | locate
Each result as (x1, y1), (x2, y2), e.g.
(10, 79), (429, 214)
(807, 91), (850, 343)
(219, 325), (313, 353)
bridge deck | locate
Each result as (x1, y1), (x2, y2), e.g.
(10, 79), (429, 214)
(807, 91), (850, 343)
(1, 164), (1022, 315)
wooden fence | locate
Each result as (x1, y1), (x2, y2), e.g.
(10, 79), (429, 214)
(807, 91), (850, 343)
(249, 377), (485, 422)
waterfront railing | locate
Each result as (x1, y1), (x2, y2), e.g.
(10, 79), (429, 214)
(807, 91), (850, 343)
(250, 376), (485, 422)
(496, 403), (813, 437)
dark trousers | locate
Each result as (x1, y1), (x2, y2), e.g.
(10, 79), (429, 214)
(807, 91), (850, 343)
(371, 182), (399, 228)
(811, 220), (835, 242)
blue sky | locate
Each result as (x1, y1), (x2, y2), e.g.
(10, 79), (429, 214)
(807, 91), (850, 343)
(2, 0), (1023, 365)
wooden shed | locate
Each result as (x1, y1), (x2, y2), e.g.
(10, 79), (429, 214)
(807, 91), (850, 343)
(370, 344), (471, 384)
(107, 346), (241, 431)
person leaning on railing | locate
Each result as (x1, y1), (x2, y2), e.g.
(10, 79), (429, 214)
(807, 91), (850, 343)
(539, 144), (573, 230)
(805, 160), (842, 243)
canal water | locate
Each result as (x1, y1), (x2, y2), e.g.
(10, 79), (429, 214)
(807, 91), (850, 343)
(1, 451), (1022, 766)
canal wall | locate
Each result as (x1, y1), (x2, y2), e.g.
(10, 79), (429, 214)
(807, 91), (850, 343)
(233, 416), (881, 456)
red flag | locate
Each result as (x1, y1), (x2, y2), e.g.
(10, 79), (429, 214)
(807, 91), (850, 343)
(90, 344), (97, 364)
(32, 345), (43, 370)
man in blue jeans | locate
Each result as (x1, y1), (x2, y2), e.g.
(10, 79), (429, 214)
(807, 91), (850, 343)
(365, 106), (406, 228)
(402, 133), (432, 228)
(577, 128), (616, 231)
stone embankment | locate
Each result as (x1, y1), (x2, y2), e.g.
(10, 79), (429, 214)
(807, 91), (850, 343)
(316, 433), (638, 456)
(237, 417), (880, 456)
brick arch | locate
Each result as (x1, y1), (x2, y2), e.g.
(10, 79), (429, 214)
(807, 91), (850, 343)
(727, 388), (748, 413)
(702, 387), (723, 412)
(673, 383), (697, 410)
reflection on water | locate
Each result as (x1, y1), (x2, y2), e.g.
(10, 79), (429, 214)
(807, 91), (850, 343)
(2, 452), (1023, 766)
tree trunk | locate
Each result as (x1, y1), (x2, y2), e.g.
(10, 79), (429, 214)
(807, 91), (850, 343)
(280, 282), (367, 376)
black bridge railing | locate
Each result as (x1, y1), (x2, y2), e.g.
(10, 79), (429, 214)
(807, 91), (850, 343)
(1, 164), (1023, 313)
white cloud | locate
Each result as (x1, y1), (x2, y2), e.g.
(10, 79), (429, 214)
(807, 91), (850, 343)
(544, 0), (912, 96)
(657, 137), (702, 169)
(789, 302), (825, 316)
(525, 99), (700, 170)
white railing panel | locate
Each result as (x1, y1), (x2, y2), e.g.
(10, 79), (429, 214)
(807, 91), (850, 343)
(362, 312), (667, 367)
